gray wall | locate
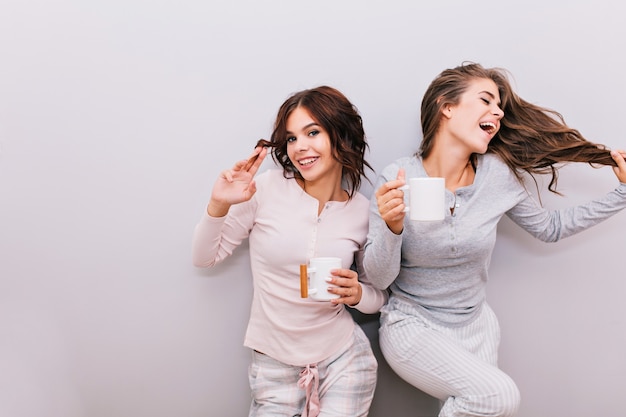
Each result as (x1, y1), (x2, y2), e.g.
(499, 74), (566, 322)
(1, 1), (625, 416)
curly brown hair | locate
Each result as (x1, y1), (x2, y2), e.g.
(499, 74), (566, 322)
(420, 62), (616, 193)
(265, 86), (372, 199)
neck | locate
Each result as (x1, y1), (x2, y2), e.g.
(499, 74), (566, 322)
(422, 153), (475, 192)
(299, 173), (347, 214)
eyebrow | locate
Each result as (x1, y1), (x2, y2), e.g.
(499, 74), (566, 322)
(285, 122), (319, 134)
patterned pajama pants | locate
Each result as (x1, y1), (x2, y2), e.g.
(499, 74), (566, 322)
(380, 297), (521, 417)
(248, 325), (377, 417)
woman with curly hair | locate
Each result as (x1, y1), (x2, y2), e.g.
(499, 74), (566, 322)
(193, 86), (387, 417)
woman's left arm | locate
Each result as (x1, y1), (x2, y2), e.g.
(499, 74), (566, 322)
(326, 249), (389, 313)
(507, 158), (626, 242)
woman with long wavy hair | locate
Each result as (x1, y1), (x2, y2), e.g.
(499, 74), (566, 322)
(363, 63), (626, 417)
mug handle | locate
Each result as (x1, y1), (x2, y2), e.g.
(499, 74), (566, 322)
(299, 264), (318, 298)
(300, 265), (307, 298)
(399, 184), (410, 213)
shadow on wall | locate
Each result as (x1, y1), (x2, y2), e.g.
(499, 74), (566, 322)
(352, 311), (440, 417)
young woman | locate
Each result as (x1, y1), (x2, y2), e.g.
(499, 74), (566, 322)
(363, 63), (626, 417)
(192, 86), (388, 417)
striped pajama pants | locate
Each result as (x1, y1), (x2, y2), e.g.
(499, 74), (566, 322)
(379, 297), (521, 417)
(248, 324), (378, 417)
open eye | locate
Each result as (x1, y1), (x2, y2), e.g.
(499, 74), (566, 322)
(308, 129), (320, 137)
(286, 136), (296, 143)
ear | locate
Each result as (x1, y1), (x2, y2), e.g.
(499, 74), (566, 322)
(441, 105), (453, 119)
(437, 96), (453, 119)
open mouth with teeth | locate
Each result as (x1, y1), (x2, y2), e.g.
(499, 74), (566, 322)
(298, 157), (318, 166)
(479, 122), (497, 134)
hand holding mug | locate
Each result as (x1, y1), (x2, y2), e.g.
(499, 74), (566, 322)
(327, 267), (362, 307)
(300, 257), (362, 305)
(375, 168), (408, 234)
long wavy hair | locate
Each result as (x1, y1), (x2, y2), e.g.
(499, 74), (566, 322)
(265, 86), (372, 199)
(420, 62), (616, 193)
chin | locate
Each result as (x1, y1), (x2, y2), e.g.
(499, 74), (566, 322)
(472, 145), (489, 155)
(477, 140), (493, 154)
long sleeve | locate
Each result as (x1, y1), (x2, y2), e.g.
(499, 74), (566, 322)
(351, 249), (389, 313)
(507, 182), (626, 242)
(362, 162), (405, 290)
(191, 195), (256, 267)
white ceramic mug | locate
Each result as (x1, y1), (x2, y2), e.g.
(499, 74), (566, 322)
(302, 257), (341, 301)
(400, 177), (445, 221)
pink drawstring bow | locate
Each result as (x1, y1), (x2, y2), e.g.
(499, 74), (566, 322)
(297, 364), (320, 417)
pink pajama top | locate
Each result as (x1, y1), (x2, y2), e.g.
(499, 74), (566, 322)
(192, 169), (388, 366)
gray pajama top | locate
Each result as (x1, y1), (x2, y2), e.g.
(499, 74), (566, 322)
(363, 153), (626, 327)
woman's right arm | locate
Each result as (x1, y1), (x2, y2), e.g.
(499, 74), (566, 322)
(362, 165), (406, 290)
(191, 201), (256, 267)
(191, 146), (267, 268)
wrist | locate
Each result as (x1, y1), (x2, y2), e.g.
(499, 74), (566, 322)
(389, 222), (404, 235)
(207, 200), (230, 217)
(349, 284), (363, 306)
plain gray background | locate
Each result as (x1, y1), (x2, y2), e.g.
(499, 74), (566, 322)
(1, 1), (625, 416)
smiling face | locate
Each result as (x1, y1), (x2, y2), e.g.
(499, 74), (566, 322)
(285, 106), (343, 185)
(442, 77), (504, 155)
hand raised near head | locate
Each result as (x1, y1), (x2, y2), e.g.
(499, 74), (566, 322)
(207, 140), (271, 217)
(611, 150), (626, 184)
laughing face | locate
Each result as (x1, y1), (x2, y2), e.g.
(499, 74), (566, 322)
(285, 106), (342, 184)
(445, 77), (504, 155)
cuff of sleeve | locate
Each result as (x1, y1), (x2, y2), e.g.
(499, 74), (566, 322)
(349, 284), (389, 314)
(203, 212), (228, 224)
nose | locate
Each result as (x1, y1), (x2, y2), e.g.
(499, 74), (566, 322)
(493, 104), (504, 119)
(295, 137), (309, 151)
